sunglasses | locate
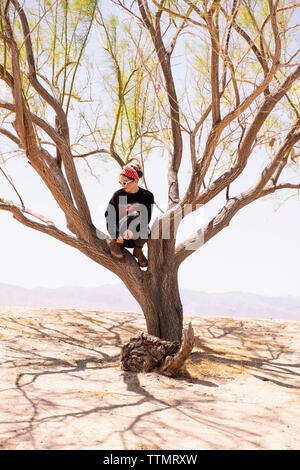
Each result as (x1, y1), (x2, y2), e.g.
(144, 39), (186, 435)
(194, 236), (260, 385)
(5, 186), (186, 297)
(119, 179), (134, 186)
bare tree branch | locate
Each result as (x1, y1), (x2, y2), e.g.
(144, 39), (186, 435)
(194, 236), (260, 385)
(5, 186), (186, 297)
(0, 196), (78, 246)
(18, 2), (92, 222)
(138, 0), (183, 207)
(9, 0), (70, 144)
(1, 0), (95, 233)
(151, 0), (208, 29)
(0, 100), (67, 149)
(175, 123), (300, 266)
(260, 182), (300, 196)
(0, 107), (94, 241)
(209, 65), (300, 196)
(0, 126), (20, 146)
(0, 63), (14, 88)
(0, 196), (122, 278)
(72, 149), (112, 159)
(186, 64), (300, 211)
(168, 14), (190, 55)
(0, 167), (25, 207)
(206, 1), (221, 125)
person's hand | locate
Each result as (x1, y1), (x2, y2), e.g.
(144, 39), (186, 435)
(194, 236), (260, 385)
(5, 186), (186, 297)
(123, 229), (133, 240)
(116, 236), (124, 243)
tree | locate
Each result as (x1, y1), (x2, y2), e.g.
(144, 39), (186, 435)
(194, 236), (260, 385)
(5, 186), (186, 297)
(0, 1), (300, 371)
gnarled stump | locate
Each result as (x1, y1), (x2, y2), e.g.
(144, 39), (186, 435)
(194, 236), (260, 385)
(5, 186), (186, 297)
(120, 323), (194, 377)
(160, 323), (194, 377)
(121, 333), (180, 372)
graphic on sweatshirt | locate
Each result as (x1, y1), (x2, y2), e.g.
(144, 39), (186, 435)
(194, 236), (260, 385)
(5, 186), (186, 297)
(118, 203), (148, 238)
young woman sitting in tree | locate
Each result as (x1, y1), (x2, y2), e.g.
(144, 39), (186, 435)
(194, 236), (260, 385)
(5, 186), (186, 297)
(104, 162), (154, 268)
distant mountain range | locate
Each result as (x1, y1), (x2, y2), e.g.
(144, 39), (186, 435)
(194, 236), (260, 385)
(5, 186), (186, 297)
(0, 282), (299, 321)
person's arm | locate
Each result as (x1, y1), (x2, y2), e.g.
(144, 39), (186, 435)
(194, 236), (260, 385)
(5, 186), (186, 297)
(137, 192), (154, 237)
(104, 192), (120, 239)
(146, 192), (154, 224)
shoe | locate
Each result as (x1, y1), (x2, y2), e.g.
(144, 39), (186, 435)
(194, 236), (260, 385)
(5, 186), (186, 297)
(133, 247), (148, 267)
(109, 239), (124, 259)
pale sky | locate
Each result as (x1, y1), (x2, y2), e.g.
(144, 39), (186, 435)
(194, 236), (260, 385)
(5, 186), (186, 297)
(1, 148), (300, 298)
(1, 2), (300, 298)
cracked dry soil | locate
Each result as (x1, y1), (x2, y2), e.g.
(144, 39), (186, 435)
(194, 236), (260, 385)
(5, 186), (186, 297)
(0, 306), (299, 450)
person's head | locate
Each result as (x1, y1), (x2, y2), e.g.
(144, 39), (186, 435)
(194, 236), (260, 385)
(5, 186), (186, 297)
(119, 163), (143, 193)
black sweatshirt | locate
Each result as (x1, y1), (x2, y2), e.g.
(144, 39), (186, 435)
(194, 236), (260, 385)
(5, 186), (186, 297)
(104, 187), (154, 239)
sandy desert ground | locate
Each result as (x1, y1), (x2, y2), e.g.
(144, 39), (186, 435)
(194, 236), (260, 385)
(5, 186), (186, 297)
(0, 306), (299, 450)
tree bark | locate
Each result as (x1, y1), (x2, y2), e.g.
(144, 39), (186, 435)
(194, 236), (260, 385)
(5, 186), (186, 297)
(138, 239), (183, 343)
(109, 237), (192, 375)
(120, 333), (180, 373)
(120, 323), (194, 377)
(160, 322), (194, 377)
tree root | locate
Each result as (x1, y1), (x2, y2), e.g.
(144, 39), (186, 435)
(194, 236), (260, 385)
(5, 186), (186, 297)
(160, 323), (194, 377)
(120, 323), (194, 377)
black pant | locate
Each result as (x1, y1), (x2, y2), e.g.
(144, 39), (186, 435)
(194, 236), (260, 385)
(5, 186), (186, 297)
(122, 237), (148, 249)
(121, 226), (150, 249)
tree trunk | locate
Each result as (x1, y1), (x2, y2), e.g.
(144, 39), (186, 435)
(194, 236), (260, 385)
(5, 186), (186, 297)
(139, 240), (183, 343)
(115, 239), (194, 375)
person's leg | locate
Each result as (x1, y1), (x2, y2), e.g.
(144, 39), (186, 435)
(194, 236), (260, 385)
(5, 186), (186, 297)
(108, 237), (124, 259)
(133, 238), (147, 249)
(133, 238), (148, 267)
(108, 235), (148, 265)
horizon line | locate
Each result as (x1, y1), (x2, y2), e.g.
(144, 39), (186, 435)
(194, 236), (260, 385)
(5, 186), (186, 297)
(0, 281), (299, 299)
